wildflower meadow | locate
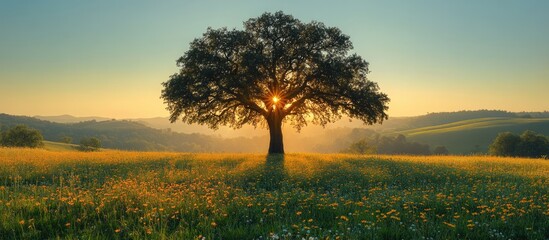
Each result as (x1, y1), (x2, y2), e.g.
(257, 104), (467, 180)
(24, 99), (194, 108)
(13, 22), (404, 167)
(0, 148), (548, 239)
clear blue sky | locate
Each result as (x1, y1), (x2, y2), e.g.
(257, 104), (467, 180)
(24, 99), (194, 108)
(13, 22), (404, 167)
(1, 0), (548, 118)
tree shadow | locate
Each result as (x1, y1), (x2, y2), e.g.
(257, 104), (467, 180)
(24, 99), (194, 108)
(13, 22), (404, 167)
(258, 154), (286, 191)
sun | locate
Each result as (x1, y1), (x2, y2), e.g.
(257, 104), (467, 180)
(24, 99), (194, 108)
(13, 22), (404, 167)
(272, 96), (279, 103)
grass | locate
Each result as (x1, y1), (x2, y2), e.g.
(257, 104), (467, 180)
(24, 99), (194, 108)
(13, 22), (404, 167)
(0, 148), (548, 239)
(43, 141), (111, 152)
(43, 141), (79, 151)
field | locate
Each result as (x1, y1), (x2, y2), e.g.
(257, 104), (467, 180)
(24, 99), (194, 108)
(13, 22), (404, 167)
(43, 141), (79, 152)
(0, 149), (548, 239)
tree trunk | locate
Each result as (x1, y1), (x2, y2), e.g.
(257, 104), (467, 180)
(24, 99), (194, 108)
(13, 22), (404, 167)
(267, 111), (284, 154)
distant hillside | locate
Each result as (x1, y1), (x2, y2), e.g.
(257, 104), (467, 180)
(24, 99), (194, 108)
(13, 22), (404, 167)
(313, 111), (549, 154)
(132, 117), (267, 138)
(34, 115), (111, 123)
(368, 110), (544, 132)
(5, 110), (549, 154)
(33, 115), (267, 138)
(401, 117), (549, 154)
(0, 114), (218, 152)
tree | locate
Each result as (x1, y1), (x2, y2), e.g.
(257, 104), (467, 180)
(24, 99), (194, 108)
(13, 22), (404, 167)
(0, 125), (44, 148)
(489, 132), (520, 157)
(433, 146), (449, 155)
(348, 134), (431, 155)
(79, 137), (101, 151)
(161, 11), (389, 154)
(343, 138), (374, 154)
(489, 130), (549, 158)
(60, 136), (72, 144)
(516, 130), (549, 158)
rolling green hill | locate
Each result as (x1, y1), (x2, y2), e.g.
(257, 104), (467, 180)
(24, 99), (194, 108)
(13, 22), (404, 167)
(0, 113), (270, 152)
(0, 113), (218, 152)
(399, 117), (549, 136)
(42, 141), (115, 152)
(400, 117), (549, 154)
(43, 141), (79, 151)
(3, 111), (549, 154)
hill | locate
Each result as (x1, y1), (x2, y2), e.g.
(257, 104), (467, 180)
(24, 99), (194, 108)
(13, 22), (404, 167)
(0, 113), (218, 152)
(4, 110), (549, 154)
(297, 112), (549, 154)
(33, 114), (111, 123)
(36, 110), (549, 137)
(400, 117), (549, 154)
(43, 141), (79, 151)
(366, 110), (549, 133)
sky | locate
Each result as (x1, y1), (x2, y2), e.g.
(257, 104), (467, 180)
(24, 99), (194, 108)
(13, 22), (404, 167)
(1, 0), (548, 119)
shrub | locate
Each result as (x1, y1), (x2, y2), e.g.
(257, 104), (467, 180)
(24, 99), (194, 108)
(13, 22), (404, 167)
(60, 136), (72, 144)
(342, 139), (375, 154)
(433, 146), (449, 155)
(79, 137), (101, 151)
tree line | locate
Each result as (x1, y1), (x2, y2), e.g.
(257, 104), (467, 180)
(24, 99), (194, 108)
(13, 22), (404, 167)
(342, 134), (449, 155)
(489, 130), (548, 158)
(0, 124), (101, 151)
(344, 130), (548, 158)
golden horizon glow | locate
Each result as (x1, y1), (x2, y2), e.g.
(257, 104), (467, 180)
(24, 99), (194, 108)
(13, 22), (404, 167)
(1, 2), (548, 119)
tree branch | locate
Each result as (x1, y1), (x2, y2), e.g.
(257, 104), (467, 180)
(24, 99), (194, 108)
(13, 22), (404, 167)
(218, 85), (267, 117)
(282, 93), (313, 117)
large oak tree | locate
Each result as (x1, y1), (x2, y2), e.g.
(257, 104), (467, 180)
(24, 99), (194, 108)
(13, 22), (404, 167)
(161, 12), (389, 154)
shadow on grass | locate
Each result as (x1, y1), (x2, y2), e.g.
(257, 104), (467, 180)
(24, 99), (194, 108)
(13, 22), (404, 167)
(233, 154), (286, 191)
(258, 154), (286, 191)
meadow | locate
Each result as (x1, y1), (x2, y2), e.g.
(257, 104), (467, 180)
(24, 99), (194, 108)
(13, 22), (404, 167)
(0, 148), (548, 239)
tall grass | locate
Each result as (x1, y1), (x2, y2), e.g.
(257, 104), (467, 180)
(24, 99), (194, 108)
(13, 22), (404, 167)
(0, 148), (548, 239)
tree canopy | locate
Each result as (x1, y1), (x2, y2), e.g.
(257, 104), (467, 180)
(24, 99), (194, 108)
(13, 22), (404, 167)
(489, 130), (549, 158)
(432, 146), (450, 155)
(0, 125), (44, 148)
(342, 134), (432, 155)
(161, 11), (389, 153)
(79, 137), (102, 152)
